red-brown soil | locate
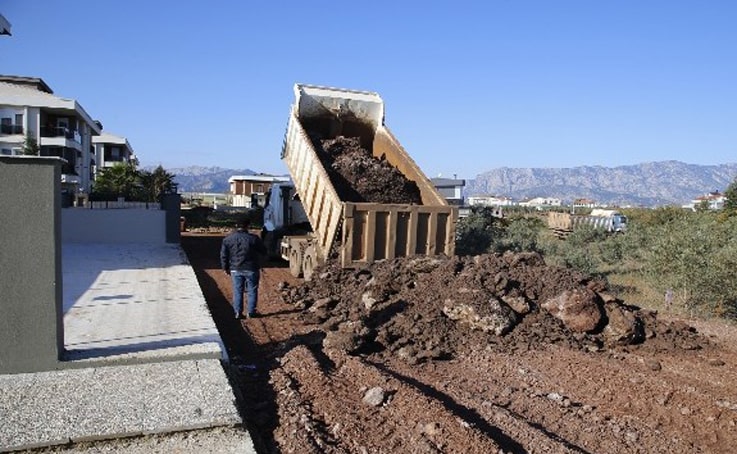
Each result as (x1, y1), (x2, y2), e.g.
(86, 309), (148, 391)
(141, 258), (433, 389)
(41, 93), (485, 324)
(182, 233), (737, 454)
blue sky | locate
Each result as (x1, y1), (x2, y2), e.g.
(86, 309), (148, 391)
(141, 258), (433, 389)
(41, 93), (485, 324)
(2, 1), (736, 179)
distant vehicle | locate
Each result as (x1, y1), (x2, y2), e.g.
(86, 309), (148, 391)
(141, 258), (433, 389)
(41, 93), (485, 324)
(548, 209), (628, 237)
(262, 84), (457, 280)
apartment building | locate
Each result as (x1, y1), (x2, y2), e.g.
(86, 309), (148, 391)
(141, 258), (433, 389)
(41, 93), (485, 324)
(92, 132), (136, 178)
(468, 195), (514, 207)
(684, 191), (726, 211)
(518, 196), (562, 208)
(228, 174), (290, 208)
(572, 198), (597, 209)
(0, 75), (101, 200)
(430, 177), (466, 205)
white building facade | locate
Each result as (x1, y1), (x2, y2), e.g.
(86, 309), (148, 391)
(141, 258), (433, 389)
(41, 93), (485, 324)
(518, 197), (562, 208)
(228, 174), (290, 208)
(0, 76), (101, 200)
(430, 177), (466, 205)
(92, 132), (136, 178)
(468, 195), (515, 207)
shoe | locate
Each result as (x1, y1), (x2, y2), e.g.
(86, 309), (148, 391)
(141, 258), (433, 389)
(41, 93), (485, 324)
(247, 312), (259, 319)
(235, 313), (242, 320)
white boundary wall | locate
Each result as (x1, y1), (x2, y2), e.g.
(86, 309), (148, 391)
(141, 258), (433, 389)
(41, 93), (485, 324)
(62, 208), (166, 243)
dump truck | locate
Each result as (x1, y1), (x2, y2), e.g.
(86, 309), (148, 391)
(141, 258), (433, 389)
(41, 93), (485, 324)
(262, 84), (458, 280)
(548, 209), (628, 238)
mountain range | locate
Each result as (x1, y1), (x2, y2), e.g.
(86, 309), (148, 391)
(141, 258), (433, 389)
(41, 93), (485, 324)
(465, 161), (737, 207)
(165, 161), (737, 207)
(165, 166), (257, 193)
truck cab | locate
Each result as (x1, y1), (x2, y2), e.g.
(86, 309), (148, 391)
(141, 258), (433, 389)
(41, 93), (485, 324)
(609, 212), (628, 233)
(262, 181), (310, 257)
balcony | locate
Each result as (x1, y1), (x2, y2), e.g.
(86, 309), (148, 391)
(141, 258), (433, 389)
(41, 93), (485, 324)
(40, 146), (79, 175)
(0, 124), (23, 135)
(40, 126), (81, 143)
(102, 157), (130, 167)
(39, 126), (83, 151)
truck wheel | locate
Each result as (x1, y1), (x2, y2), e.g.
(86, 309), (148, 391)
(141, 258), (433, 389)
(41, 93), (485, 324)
(302, 245), (316, 282)
(289, 247), (303, 278)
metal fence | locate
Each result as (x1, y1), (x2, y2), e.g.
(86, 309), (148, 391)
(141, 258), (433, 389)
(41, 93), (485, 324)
(82, 200), (161, 210)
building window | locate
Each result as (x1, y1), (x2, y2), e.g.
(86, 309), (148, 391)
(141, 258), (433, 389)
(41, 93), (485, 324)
(0, 117), (12, 134)
(1, 148), (11, 155)
(15, 113), (23, 127)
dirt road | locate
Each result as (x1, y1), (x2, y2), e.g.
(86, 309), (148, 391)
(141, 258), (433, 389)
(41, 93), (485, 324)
(182, 233), (737, 453)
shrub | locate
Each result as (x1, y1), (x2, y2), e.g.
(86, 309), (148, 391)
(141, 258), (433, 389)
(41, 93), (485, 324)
(641, 212), (737, 317)
(496, 216), (545, 253)
(455, 208), (503, 256)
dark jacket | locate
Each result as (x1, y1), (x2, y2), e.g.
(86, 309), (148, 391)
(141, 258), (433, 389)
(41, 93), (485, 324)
(220, 229), (266, 272)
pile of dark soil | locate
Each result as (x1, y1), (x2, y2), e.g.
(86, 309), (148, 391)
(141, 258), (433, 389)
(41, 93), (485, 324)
(313, 136), (422, 204)
(280, 251), (707, 364)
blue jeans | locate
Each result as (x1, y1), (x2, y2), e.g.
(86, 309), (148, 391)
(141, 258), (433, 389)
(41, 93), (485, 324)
(231, 270), (259, 316)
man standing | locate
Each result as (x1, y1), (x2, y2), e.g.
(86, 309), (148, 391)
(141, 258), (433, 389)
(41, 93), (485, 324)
(220, 217), (267, 319)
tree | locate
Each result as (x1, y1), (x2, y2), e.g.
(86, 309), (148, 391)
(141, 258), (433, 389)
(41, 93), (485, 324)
(22, 134), (39, 155)
(455, 207), (503, 256)
(642, 212), (737, 317)
(498, 216), (544, 253)
(139, 165), (176, 202)
(724, 177), (737, 215)
(91, 162), (141, 200)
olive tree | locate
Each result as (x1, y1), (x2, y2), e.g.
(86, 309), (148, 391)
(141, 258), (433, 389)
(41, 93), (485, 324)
(724, 176), (737, 215)
(642, 212), (737, 317)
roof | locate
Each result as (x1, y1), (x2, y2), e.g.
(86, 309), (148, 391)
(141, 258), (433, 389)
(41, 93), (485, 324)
(92, 132), (135, 155)
(0, 77), (101, 134)
(469, 194), (511, 199)
(92, 132), (128, 145)
(0, 75), (52, 93)
(694, 192), (724, 201)
(228, 174), (290, 183)
(430, 178), (466, 187)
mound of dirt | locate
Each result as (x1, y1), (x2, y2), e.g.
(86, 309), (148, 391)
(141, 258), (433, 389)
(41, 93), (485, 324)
(183, 234), (736, 454)
(280, 251), (708, 364)
(313, 136), (423, 204)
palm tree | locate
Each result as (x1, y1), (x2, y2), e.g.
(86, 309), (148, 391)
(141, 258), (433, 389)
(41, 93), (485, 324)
(92, 162), (140, 200)
(139, 165), (176, 202)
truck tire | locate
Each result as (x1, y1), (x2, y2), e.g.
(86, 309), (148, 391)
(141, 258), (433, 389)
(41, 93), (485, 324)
(302, 245), (316, 282)
(289, 247), (303, 278)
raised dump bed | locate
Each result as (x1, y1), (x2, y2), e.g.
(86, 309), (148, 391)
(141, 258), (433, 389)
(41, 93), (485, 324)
(276, 84), (457, 279)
